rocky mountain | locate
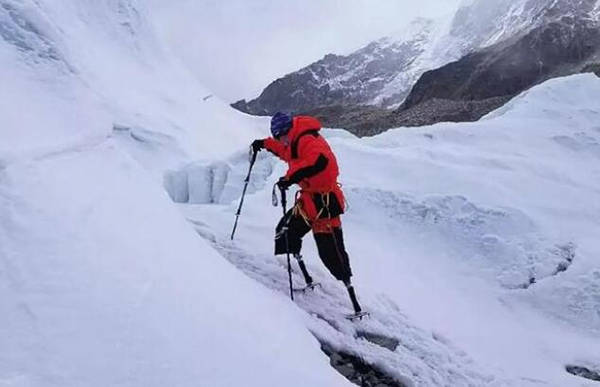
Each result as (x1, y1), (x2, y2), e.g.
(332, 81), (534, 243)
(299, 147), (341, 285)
(232, 0), (554, 115)
(231, 18), (438, 114)
(232, 0), (600, 136)
(380, 0), (600, 132)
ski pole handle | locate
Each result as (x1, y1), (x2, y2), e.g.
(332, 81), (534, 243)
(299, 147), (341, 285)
(245, 148), (258, 183)
(249, 148), (258, 167)
(280, 186), (287, 214)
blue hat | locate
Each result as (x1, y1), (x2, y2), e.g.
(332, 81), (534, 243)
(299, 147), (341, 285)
(270, 112), (293, 138)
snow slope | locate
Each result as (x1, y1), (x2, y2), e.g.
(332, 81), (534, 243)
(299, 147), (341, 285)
(177, 74), (600, 386)
(0, 1), (352, 386)
(2, 1), (600, 386)
(0, 0), (264, 161)
(0, 143), (349, 387)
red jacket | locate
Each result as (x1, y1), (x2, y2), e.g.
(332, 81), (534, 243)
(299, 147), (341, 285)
(264, 116), (345, 226)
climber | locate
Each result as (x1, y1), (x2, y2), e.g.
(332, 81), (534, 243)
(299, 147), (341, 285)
(251, 112), (366, 318)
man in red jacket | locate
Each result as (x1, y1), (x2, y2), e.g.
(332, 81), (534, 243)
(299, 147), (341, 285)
(252, 112), (364, 316)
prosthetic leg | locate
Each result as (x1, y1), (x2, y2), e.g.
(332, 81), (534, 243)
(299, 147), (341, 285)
(293, 254), (320, 292)
(344, 279), (369, 321)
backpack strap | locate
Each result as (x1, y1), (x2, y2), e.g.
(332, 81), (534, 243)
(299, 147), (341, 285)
(291, 130), (320, 159)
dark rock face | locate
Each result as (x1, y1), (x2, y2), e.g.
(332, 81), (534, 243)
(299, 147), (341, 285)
(355, 331), (400, 352)
(321, 343), (407, 387)
(391, 97), (510, 129)
(583, 63), (600, 77)
(401, 18), (600, 111)
(366, 9), (600, 135)
(299, 104), (392, 133)
(303, 97), (511, 137)
(566, 365), (600, 381)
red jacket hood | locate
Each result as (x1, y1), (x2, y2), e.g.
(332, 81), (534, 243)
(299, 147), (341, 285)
(287, 116), (321, 142)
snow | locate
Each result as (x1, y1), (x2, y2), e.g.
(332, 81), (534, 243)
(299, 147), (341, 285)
(0, 142), (352, 387)
(0, 1), (351, 386)
(0, 0), (265, 162)
(2, 0), (600, 386)
(179, 74), (600, 386)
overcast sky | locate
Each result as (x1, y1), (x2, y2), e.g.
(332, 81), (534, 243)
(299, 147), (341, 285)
(153, 0), (461, 102)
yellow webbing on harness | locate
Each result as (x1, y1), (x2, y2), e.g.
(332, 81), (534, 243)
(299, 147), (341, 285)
(292, 190), (312, 227)
(291, 181), (346, 230)
(292, 190), (332, 227)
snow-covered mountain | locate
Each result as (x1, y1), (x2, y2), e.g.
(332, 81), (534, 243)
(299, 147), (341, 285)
(385, 0), (600, 130)
(231, 0), (534, 114)
(233, 0), (600, 132)
(2, 1), (600, 386)
(0, 1), (349, 386)
(232, 17), (438, 113)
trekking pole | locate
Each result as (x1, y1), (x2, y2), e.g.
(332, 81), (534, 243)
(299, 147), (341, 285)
(230, 149), (258, 240)
(280, 186), (294, 301)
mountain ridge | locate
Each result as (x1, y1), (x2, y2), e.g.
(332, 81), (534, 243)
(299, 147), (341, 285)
(232, 0), (600, 136)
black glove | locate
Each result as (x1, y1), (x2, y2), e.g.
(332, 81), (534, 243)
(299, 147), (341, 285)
(251, 139), (265, 154)
(276, 176), (291, 191)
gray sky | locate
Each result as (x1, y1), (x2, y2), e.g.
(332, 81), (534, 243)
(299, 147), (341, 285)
(154, 0), (461, 102)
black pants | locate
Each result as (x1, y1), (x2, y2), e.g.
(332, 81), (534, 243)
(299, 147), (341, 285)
(275, 210), (352, 282)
